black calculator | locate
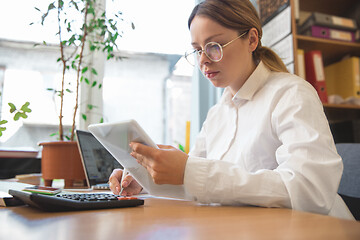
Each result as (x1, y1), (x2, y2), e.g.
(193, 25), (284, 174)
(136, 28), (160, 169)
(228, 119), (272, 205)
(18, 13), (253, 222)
(9, 189), (144, 212)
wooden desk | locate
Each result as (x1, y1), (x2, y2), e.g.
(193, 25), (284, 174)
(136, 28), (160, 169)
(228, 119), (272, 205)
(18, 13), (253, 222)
(1, 198), (360, 240)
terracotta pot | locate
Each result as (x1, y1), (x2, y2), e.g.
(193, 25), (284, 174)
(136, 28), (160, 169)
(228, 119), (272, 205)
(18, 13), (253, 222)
(39, 141), (86, 188)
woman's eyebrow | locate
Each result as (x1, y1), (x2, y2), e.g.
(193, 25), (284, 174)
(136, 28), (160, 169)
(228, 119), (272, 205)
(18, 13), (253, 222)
(191, 33), (224, 46)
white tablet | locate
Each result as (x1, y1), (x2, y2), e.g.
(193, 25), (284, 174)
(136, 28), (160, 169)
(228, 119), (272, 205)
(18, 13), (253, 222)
(88, 119), (187, 199)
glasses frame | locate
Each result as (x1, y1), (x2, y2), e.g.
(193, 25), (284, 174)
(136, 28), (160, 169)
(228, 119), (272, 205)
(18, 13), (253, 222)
(185, 31), (248, 66)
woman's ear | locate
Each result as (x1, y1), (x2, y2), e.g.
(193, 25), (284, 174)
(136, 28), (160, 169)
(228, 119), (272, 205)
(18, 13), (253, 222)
(248, 28), (259, 53)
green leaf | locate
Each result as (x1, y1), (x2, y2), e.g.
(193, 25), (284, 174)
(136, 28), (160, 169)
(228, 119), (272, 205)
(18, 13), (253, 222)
(20, 113), (28, 119)
(47, 88), (54, 91)
(98, 83), (102, 89)
(34, 7), (41, 12)
(88, 7), (95, 15)
(71, 61), (77, 70)
(48, 2), (55, 11)
(84, 78), (89, 84)
(22, 101), (30, 108)
(57, 58), (61, 62)
(0, 120), (8, 125)
(71, 1), (78, 10)
(8, 103), (16, 113)
(14, 112), (21, 121)
(100, 117), (104, 123)
(91, 68), (98, 75)
(82, 67), (88, 74)
(0, 127), (5, 136)
(178, 144), (185, 152)
(20, 102), (32, 113)
(82, 114), (87, 121)
(91, 81), (97, 87)
(65, 88), (72, 93)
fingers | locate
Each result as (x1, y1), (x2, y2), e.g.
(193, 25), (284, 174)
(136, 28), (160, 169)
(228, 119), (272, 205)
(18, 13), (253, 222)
(109, 169), (143, 196)
(130, 142), (155, 157)
(157, 144), (175, 150)
(108, 169), (123, 195)
(122, 174), (133, 188)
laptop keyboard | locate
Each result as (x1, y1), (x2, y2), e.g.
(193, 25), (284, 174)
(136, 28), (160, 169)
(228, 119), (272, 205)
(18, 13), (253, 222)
(9, 190), (144, 211)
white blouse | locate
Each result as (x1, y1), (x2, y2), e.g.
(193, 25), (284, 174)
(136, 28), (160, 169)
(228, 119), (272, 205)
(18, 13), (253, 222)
(182, 61), (354, 220)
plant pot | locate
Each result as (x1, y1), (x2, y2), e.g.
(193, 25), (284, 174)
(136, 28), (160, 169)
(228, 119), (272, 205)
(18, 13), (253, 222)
(39, 141), (86, 188)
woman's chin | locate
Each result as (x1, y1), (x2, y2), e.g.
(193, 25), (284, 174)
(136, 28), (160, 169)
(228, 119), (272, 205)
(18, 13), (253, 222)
(209, 79), (226, 88)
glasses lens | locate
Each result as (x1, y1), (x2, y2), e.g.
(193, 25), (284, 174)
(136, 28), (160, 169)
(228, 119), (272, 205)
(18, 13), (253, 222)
(205, 43), (222, 61)
(185, 50), (196, 66)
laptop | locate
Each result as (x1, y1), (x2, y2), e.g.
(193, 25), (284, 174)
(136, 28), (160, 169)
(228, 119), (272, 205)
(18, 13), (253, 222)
(76, 130), (123, 190)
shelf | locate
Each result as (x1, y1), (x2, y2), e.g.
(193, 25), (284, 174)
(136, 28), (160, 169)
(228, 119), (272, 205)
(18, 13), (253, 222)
(323, 104), (360, 123)
(323, 104), (360, 110)
(296, 35), (360, 66)
(299, 0), (355, 16)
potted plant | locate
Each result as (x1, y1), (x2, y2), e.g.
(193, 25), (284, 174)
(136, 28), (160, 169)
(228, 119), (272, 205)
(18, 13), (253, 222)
(32, 0), (134, 187)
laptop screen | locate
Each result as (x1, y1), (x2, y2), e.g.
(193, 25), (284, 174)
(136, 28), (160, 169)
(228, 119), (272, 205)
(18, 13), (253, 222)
(76, 130), (122, 186)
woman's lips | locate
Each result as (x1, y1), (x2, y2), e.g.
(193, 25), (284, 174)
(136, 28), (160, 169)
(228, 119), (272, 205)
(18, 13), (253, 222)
(204, 70), (219, 79)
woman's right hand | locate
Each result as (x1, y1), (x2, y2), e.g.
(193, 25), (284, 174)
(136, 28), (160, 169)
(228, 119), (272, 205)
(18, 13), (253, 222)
(108, 168), (143, 196)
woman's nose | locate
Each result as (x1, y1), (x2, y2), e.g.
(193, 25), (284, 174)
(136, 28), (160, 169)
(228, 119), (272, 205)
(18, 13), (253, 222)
(198, 50), (211, 66)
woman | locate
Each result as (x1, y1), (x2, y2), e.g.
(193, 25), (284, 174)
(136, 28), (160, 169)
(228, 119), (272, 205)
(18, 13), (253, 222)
(109, 0), (354, 220)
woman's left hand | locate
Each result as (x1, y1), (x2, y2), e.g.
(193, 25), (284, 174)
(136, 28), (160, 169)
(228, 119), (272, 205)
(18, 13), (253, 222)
(130, 143), (189, 185)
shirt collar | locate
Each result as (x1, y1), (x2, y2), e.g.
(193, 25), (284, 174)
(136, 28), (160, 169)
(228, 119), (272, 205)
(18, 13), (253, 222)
(220, 61), (271, 105)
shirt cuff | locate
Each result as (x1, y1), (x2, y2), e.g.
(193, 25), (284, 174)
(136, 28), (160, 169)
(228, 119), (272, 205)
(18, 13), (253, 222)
(183, 156), (211, 201)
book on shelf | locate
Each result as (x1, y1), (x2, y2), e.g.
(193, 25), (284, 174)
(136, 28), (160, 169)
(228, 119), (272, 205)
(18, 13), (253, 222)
(324, 56), (360, 100)
(297, 49), (306, 79)
(304, 50), (328, 103)
(299, 12), (358, 32)
(301, 25), (356, 42)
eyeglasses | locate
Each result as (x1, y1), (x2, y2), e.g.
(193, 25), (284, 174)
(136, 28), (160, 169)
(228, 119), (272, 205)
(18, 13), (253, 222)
(184, 31), (248, 66)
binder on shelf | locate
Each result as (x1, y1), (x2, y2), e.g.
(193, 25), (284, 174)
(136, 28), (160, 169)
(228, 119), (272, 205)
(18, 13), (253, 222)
(324, 56), (360, 99)
(297, 49), (306, 79)
(299, 12), (357, 32)
(302, 25), (355, 42)
(304, 50), (328, 103)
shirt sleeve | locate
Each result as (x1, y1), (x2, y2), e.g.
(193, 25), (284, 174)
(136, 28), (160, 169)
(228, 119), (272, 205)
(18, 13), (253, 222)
(188, 123), (207, 158)
(183, 83), (343, 215)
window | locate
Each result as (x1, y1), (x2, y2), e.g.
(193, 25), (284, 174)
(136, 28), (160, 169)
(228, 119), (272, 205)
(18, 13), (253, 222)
(0, 0), (195, 149)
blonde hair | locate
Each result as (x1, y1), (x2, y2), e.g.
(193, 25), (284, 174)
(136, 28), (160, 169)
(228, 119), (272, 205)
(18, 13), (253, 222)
(188, 0), (288, 73)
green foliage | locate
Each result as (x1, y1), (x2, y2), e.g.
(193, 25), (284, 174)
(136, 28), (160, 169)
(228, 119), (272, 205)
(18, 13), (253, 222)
(31, 0), (134, 141)
(0, 120), (8, 137)
(9, 102), (32, 121)
(0, 102), (32, 137)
